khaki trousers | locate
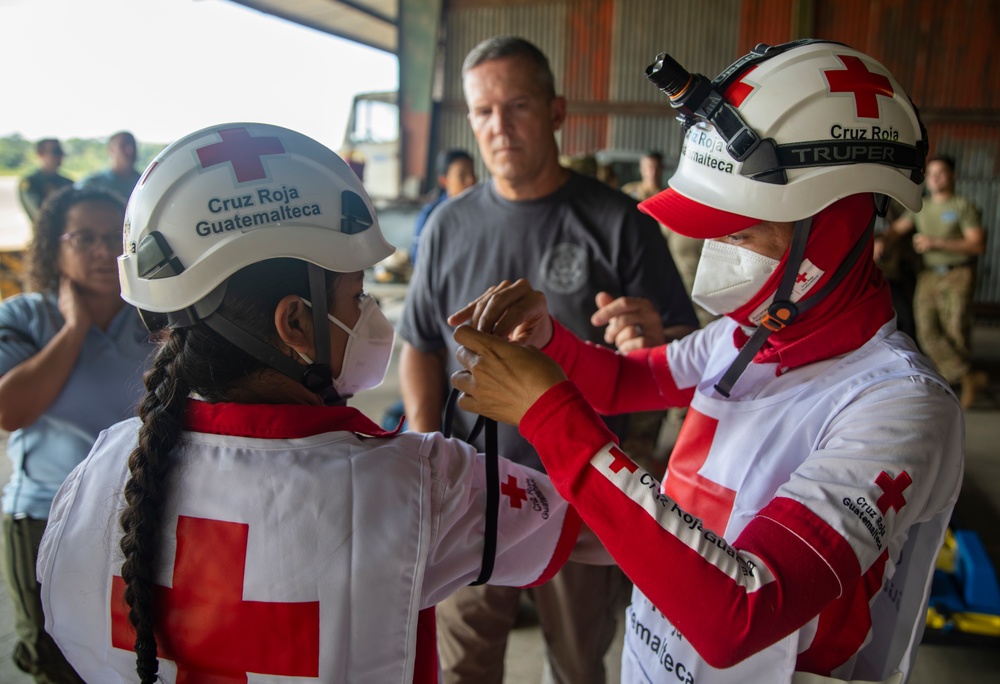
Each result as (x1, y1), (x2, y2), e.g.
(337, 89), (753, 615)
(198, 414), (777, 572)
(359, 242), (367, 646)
(0, 515), (84, 684)
(913, 265), (975, 384)
(436, 561), (629, 684)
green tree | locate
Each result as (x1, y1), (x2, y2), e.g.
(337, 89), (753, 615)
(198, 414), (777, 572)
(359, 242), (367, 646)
(0, 134), (30, 172)
(0, 134), (166, 179)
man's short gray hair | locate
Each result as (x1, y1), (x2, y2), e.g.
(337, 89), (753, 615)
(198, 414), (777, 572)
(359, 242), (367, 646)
(462, 36), (556, 99)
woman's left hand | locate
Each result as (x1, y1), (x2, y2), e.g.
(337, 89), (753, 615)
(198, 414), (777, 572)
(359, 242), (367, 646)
(451, 325), (567, 426)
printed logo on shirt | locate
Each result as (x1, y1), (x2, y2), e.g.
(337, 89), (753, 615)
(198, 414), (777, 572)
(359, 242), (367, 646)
(501, 475), (528, 508)
(875, 469), (911, 515)
(110, 516), (320, 679)
(841, 470), (911, 552)
(502, 475), (551, 519)
(627, 602), (696, 683)
(540, 243), (588, 294)
(525, 478), (551, 519)
(747, 258), (824, 326)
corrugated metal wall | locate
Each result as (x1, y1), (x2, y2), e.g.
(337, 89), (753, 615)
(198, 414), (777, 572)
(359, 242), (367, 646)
(437, 0), (1000, 306)
(738, 0), (1000, 307)
(439, 0), (741, 181)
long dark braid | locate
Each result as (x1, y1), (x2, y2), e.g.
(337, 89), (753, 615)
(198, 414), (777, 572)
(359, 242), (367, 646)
(118, 328), (190, 683)
(115, 259), (335, 681)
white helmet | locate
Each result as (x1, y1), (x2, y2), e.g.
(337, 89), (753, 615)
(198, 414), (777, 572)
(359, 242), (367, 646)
(640, 40), (927, 237)
(119, 122), (393, 314)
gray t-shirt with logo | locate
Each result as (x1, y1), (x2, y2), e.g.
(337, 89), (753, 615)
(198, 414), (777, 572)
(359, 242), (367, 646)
(399, 171), (697, 470)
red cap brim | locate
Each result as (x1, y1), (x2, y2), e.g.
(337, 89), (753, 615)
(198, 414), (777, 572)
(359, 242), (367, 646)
(638, 187), (760, 239)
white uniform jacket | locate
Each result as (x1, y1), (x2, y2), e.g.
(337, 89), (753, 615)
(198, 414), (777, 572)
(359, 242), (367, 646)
(38, 400), (583, 683)
(522, 318), (963, 684)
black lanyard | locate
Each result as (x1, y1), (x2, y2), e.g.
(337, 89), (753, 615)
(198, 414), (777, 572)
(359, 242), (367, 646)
(443, 387), (498, 586)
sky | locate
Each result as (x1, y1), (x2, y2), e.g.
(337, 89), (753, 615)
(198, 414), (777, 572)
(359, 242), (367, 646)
(0, 0), (399, 151)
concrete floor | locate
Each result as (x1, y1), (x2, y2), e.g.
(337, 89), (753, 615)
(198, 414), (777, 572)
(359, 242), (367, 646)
(0, 289), (998, 682)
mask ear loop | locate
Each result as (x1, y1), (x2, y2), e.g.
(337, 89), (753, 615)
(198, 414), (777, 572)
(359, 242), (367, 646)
(443, 388), (498, 586)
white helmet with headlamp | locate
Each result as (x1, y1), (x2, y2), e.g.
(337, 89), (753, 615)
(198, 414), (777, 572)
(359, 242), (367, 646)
(639, 40), (928, 397)
(640, 40), (927, 239)
(118, 122), (395, 399)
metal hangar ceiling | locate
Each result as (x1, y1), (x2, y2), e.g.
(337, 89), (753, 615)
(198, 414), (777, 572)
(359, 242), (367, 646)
(226, 0), (398, 54)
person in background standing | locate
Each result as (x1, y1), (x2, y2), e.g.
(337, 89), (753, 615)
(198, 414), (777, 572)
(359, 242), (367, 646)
(623, 150), (711, 326)
(411, 149), (476, 266)
(77, 131), (141, 204)
(0, 185), (154, 683)
(398, 36), (697, 684)
(18, 139), (73, 224)
(887, 154), (987, 408)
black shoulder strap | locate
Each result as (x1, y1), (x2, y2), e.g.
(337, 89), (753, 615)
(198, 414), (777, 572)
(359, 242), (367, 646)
(443, 387), (499, 586)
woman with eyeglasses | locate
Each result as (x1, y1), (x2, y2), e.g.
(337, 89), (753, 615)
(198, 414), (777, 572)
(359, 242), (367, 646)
(0, 185), (154, 683)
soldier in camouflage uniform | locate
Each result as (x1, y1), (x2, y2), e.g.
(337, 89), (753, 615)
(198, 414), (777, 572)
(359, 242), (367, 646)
(889, 155), (986, 407)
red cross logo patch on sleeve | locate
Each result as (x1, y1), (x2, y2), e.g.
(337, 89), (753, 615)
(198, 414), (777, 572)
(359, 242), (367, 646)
(823, 55), (894, 119)
(875, 470), (912, 515)
(501, 475), (528, 508)
(111, 516), (320, 682)
(607, 445), (638, 475)
(196, 127), (286, 182)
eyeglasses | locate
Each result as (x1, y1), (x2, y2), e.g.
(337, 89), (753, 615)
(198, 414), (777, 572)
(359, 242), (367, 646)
(60, 231), (123, 254)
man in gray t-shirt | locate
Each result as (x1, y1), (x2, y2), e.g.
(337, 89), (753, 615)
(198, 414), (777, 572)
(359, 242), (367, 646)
(400, 170), (696, 470)
(398, 36), (696, 684)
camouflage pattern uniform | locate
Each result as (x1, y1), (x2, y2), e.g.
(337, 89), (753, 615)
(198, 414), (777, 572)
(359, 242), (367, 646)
(906, 195), (983, 384)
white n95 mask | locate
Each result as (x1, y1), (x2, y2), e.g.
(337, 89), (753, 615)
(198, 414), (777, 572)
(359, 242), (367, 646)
(300, 294), (395, 396)
(690, 240), (780, 316)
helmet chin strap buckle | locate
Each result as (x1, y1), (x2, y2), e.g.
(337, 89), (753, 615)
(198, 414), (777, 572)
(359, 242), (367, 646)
(760, 302), (798, 332)
(301, 364), (333, 394)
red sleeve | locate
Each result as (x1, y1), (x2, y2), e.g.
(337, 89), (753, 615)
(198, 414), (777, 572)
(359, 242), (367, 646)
(520, 381), (861, 668)
(541, 318), (694, 413)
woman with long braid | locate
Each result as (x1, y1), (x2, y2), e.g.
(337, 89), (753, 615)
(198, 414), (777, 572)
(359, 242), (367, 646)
(0, 185), (154, 683)
(36, 123), (602, 683)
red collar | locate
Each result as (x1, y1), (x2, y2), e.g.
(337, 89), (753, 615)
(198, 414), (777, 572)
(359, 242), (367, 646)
(184, 399), (402, 440)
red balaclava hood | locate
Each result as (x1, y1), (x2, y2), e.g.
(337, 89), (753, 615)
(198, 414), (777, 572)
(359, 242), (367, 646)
(727, 193), (895, 372)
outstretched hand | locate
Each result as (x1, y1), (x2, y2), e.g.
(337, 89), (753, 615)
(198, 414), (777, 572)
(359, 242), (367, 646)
(448, 279), (553, 348)
(451, 325), (567, 426)
(590, 292), (665, 351)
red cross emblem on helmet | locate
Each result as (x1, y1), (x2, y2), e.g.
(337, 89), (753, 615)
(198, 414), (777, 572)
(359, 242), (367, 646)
(823, 55), (894, 119)
(196, 127), (286, 182)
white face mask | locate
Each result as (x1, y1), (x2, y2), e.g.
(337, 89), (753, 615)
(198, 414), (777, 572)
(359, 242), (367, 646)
(690, 240), (780, 316)
(298, 294), (395, 396)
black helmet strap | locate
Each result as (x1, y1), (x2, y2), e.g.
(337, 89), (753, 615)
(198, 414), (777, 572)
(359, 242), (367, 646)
(196, 261), (339, 401)
(714, 210), (875, 397)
